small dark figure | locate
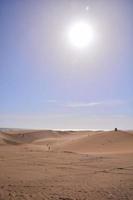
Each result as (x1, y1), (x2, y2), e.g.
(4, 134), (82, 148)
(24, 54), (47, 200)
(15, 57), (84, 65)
(48, 145), (51, 151)
(115, 128), (118, 132)
(47, 143), (51, 151)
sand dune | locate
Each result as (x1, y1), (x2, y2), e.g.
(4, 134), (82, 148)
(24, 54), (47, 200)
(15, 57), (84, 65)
(60, 130), (133, 154)
(0, 129), (133, 200)
(0, 129), (74, 146)
(1, 129), (133, 154)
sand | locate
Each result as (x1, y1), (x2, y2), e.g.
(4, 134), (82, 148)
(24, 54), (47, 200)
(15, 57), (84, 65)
(0, 129), (133, 200)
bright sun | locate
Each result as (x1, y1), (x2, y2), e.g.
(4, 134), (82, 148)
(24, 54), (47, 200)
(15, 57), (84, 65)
(68, 21), (95, 49)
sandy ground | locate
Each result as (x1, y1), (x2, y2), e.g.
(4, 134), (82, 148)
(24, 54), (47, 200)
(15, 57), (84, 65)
(0, 130), (133, 200)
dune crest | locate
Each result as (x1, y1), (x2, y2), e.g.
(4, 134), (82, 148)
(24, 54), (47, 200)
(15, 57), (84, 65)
(61, 130), (133, 154)
(0, 129), (133, 154)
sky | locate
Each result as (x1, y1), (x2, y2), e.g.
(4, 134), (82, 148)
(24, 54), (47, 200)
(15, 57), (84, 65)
(0, 0), (133, 130)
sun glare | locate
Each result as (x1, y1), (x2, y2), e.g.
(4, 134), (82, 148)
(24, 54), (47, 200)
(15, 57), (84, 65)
(68, 21), (95, 49)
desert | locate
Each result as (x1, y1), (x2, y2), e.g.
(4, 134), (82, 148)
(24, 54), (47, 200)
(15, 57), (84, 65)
(0, 129), (133, 200)
(1, 0), (133, 199)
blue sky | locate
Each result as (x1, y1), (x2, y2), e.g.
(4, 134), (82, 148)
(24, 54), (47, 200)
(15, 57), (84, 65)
(0, 0), (133, 129)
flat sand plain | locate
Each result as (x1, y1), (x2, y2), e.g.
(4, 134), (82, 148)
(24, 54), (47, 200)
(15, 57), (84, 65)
(0, 130), (133, 200)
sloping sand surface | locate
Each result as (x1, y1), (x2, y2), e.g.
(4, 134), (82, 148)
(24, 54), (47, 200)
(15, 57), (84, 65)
(0, 144), (133, 200)
(0, 129), (133, 200)
(1, 130), (133, 154)
(0, 130), (72, 145)
(61, 131), (133, 153)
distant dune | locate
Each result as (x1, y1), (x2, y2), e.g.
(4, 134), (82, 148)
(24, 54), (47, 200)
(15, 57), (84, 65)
(0, 130), (69, 145)
(61, 130), (133, 154)
(0, 129), (133, 154)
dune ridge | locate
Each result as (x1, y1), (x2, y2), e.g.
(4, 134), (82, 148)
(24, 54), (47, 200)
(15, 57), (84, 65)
(0, 129), (133, 154)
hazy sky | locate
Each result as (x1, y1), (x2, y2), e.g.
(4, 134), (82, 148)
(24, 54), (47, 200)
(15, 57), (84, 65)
(0, 0), (133, 129)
